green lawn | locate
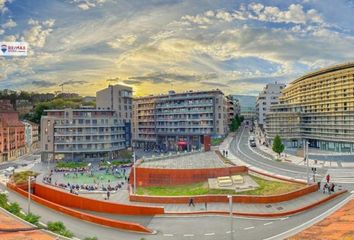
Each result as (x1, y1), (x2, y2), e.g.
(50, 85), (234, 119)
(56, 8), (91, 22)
(211, 138), (224, 146)
(237, 176), (303, 195)
(136, 175), (304, 196)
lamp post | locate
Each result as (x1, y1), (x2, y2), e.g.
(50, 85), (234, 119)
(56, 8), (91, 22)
(27, 176), (34, 214)
(304, 139), (310, 184)
(133, 151), (137, 194)
(227, 195), (234, 240)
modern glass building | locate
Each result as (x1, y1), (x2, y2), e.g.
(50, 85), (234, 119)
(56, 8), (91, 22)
(266, 62), (354, 152)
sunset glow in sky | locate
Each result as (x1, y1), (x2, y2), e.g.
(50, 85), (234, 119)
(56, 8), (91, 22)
(1, 0), (354, 96)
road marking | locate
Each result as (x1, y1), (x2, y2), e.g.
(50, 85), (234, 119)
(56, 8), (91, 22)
(204, 233), (215, 236)
(280, 217), (289, 221)
(264, 222), (273, 226)
(244, 226), (255, 230)
(157, 215), (286, 221)
(163, 234), (174, 237)
(263, 193), (354, 240)
(183, 234), (194, 237)
(351, 190), (354, 194)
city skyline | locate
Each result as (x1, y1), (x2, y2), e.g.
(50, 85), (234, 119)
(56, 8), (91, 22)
(1, 0), (354, 96)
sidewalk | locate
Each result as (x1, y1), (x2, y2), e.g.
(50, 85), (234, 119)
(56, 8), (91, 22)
(257, 144), (354, 168)
(83, 188), (346, 217)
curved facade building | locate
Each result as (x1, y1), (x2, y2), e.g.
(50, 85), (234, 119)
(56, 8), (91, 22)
(266, 62), (354, 152)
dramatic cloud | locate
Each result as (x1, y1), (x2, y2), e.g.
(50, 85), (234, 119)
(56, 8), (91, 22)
(22, 18), (55, 48)
(0, 0), (12, 14)
(1, 0), (353, 96)
(107, 35), (137, 49)
(31, 80), (57, 88)
(129, 72), (218, 84)
(178, 3), (324, 28)
(200, 81), (230, 88)
(61, 80), (88, 85)
(71, 0), (107, 10)
(2, 18), (16, 28)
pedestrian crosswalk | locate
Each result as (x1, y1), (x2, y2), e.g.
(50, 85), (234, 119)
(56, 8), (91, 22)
(323, 169), (354, 184)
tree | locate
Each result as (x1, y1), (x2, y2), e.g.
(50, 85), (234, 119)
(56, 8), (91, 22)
(272, 135), (285, 157)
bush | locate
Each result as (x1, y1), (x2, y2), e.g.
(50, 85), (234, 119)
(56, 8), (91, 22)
(0, 193), (8, 208)
(119, 149), (133, 160)
(11, 171), (39, 185)
(56, 162), (88, 169)
(24, 213), (40, 225)
(84, 237), (98, 240)
(5, 202), (21, 215)
(47, 221), (74, 238)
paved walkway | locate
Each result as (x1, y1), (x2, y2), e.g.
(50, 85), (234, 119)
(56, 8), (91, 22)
(87, 190), (339, 215)
(140, 151), (230, 169)
(288, 197), (354, 240)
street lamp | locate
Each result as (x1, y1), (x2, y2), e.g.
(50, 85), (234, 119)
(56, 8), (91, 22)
(133, 152), (137, 194)
(304, 139), (310, 184)
(227, 195), (234, 240)
(27, 176), (35, 214)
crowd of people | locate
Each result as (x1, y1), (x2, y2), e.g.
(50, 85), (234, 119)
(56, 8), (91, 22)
(54, 167), (88, 172)
(42, 163), (130, 196)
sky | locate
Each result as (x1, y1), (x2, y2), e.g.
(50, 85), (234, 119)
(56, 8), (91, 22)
(0, 0), (354, 97)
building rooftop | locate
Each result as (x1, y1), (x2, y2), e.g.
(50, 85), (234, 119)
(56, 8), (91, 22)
(292, 61), (354, 85)
(0, 208), (55, 240)
(134, 89), (224, 100)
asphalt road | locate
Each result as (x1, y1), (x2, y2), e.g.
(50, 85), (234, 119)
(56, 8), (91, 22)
(232, 126), (354, 191)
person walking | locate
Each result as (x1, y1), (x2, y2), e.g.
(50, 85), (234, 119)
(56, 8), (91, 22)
(188, 197), (195, 207)
(326, 174), (330, 183)
(107, 191), (110, 200)
(323, 182), (329, 194)
(330, 182), (335, 193)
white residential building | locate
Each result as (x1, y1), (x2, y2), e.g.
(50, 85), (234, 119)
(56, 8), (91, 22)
(256, 82), (285, 127)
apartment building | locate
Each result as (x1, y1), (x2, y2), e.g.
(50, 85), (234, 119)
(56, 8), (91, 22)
(96, 84), (133, 123)
(0, 100), (25, 162)
(266, 62), (354, 152)
(96, 84), (133, 146)
(226, 95), (241, 125)
(133, 90), (229, 151)
(22, 120), (39, 152)
(256, 83), (285, 127)
(40, 108), (127, 162)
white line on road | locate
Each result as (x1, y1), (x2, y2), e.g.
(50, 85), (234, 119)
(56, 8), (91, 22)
(280, 217), (289, 221)
(163, 234), (174, 237)
(263, 193), (354, 240)
(204, 233), (215, 236)
(157, 215), (286, 221)
(244, 226), (255, 230)
(264, 222), (273, 226)
(183, 234), (194, 237)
